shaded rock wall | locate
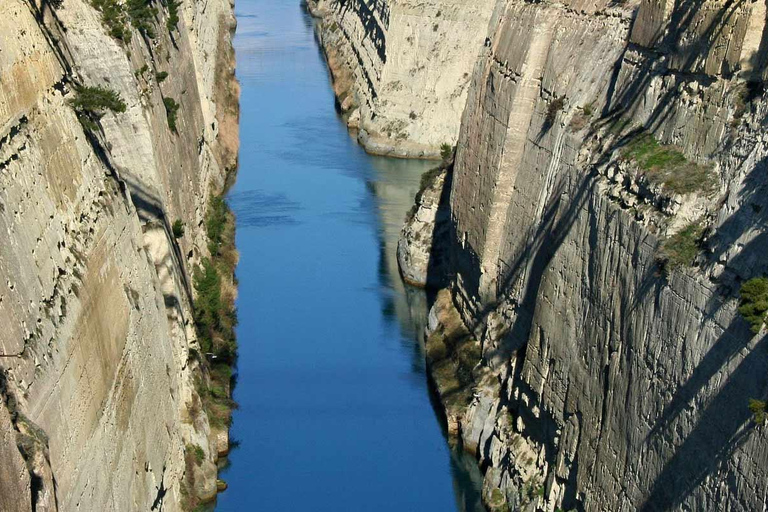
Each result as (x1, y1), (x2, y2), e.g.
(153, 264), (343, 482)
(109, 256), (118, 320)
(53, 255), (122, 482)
(398, 0), (768, 509)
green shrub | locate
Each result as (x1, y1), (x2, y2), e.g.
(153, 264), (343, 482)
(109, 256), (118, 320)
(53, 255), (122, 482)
(582, 102), (594, 117)
(202, 364), (236, 428)
(187, 444), (205, 465)
(126, 0), (157, 38)
(193, 258), (222, 354)
(70, 85), (126, 114)
(658, 222), (704, 273)
(622, 132), (717, 195)
(206, 195), (228, 256)
(166, 0), (181, 33)
(189, 189), (238, 435)
(419, 166), (443, 191)
(749, 398), (766, 425)
(172, 219), (185, 238)
(192, 258), (236, 361)
(545, 96), (565, 126)
(156, 71), (169, 83)
(70, 85), (126, 131)
(90, 0), (132, 42)
(163, 96), (180, 133)
(739, 277), (768, 333)
(489, 488), (507, 507)
(440, 143), (453, 162)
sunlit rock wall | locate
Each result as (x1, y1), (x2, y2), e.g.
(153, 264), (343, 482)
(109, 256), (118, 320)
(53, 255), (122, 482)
(309, 0), (495, 158)
(0, 0), (237, 509)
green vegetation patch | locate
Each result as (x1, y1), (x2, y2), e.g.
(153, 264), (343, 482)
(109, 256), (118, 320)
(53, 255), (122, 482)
(622, 132), (717, 195)
(657, 221), (704, 274)
(545, 96), (565, 126)
(440, 143), (454, 162)
(739, 277), (768, 334)
(193, 258), (224, 354)
(70, 85), (126, 114)
(192, 364), (235, 430)
(126, 0), (158, 38)
(186, 443), (205, 465)
(91, 0), (158, 41)
(206, 194), (229, 255)
(488, 488), (509, 512)
(156, 71), (169, 83)
(166, 0), (181, 33)
(163, 97), (180, 133)
(90, 0), (132, 42)
(172, 219), (185, 238)
(749, 398), (767, 425)
(193, 194), (237, 362)
(69, 85), (126, 131)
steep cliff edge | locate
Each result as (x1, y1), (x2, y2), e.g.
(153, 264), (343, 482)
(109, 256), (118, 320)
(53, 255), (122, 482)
(307, 0), (495, 158)
(399, 0), (768, 509)
(0, 0), (238, 509)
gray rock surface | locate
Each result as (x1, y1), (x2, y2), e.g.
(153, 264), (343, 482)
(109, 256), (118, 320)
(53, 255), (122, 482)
(398, 0), (768, 509)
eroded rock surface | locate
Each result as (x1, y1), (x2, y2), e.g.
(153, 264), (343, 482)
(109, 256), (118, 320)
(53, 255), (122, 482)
(0, 0), (238, 509)
(398, 0), (768, 509)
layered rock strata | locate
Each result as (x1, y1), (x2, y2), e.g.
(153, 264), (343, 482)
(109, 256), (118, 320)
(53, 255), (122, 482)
(0, 0), (238, 509)
(307, 0), (495, 158)
(399, 0), (768, 509)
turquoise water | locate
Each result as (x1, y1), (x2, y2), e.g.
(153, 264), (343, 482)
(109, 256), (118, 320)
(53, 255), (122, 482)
(216, 1), (484, 509)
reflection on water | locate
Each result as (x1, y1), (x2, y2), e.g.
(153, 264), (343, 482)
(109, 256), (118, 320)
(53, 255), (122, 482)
(217, 0), (485, 510)
(366, 158), (487, 512)
(228, 190), (302, 228)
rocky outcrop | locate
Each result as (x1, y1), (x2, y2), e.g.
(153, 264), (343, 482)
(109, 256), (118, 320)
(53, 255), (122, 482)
(308, 0), (495, 158)
(0, 0), (238, 510)
(397, 163), (452, 287)
(399, 0), (768, 509)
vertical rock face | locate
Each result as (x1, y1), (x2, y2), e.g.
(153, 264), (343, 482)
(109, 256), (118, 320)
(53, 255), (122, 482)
(397, 164), (452, 288)
(308, 0), (496, 158)
(397, 0), (768, 509)
(0, 0), (238, 510)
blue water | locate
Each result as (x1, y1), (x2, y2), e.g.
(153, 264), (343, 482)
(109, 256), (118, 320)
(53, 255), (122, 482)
(216, 1), (484, 510)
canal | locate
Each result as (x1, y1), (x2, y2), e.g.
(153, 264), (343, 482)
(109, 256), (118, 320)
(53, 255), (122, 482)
(216, 1), (485, 509)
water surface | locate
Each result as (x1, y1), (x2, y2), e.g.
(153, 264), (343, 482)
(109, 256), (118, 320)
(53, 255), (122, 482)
(217, 1), (484, 509)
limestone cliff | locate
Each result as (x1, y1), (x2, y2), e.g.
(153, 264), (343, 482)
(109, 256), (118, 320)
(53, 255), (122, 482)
(307, 0), (495, 158)
(0, 0), (238, 509)
(398, 0), (768, 509)
(397, 162), (452, 288)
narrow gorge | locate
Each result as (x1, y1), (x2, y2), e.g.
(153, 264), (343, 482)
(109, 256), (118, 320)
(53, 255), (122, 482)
(2, 0), (768, 509)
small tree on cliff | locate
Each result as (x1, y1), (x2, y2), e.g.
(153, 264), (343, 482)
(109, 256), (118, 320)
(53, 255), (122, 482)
(193, 258), (222, 353)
